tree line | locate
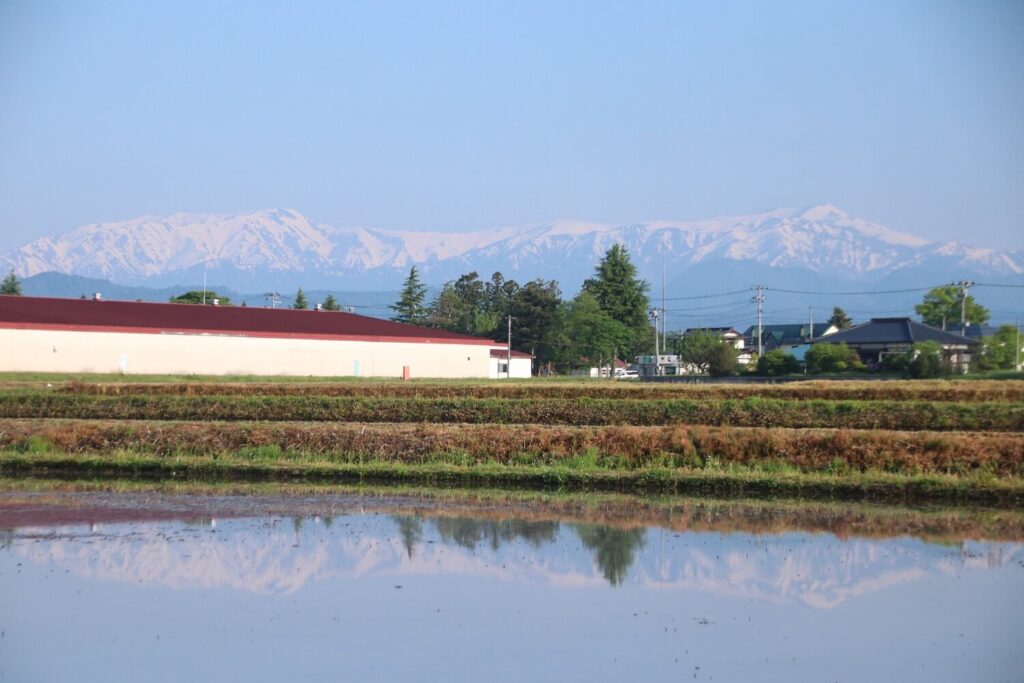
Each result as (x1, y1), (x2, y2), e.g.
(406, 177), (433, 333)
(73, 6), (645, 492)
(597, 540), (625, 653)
(1, 263), (1019, 375)
(389, 245), (653, 371)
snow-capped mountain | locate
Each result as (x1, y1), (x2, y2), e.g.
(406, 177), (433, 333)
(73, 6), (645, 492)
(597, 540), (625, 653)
(2, 205), (1021, 292)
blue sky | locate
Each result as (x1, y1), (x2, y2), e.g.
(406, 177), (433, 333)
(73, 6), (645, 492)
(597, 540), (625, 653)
(1, 0), (1021, 251)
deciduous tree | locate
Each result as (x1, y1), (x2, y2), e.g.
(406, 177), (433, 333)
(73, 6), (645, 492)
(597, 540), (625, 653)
(914, 286), (989, 329)
(169, 290), (231, 305)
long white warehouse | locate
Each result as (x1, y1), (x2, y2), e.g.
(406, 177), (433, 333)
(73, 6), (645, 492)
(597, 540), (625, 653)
(0, 296), (496, 378)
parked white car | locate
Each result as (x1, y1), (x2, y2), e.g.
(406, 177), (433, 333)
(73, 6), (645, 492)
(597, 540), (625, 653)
(614, 368), (639, 379)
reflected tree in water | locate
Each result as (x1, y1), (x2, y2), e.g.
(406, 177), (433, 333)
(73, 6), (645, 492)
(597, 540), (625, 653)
(392, 516), (424, 559)
(432, 518), (559, 551)
(574, 524), (647, 586)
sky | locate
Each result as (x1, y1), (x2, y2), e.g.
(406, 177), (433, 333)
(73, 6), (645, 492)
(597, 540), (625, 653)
(1, 0), (1022, 252)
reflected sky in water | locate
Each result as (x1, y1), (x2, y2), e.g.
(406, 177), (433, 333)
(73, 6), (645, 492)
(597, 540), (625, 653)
(1, 493), (1022, 682)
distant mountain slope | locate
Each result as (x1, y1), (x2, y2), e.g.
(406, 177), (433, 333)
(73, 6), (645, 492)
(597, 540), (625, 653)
(19, 272), (400, 315)
(3, 205), (1021, 299)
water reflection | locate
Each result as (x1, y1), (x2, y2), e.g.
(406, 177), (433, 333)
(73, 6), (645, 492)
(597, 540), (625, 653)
(2, 500), (1021, 601)
(573, 524), (647, 586)
(1, 490), (1022, 682)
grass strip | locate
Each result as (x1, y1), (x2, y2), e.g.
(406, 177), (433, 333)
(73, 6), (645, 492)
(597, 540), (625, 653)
(2, 418), (1023, 476)
(5, 377), (1023, 402)
(1, 393), (1021, 431)
(2, 450), (1020, 507)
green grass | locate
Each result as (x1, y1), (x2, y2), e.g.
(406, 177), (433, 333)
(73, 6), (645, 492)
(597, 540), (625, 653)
(2, 448), (1021, 507)
(5, 392), (1023, 431)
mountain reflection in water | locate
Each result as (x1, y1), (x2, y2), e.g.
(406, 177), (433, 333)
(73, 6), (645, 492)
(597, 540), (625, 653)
(2, 507), (1020, 605)
(1, 489), (1022, 683)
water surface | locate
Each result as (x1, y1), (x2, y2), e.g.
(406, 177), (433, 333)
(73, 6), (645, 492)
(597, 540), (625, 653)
(1, 487), (1022, 682)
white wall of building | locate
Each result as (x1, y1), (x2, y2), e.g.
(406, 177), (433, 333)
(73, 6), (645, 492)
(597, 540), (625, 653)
(0, 328), (492, 378)
(488, 356), (532, 379)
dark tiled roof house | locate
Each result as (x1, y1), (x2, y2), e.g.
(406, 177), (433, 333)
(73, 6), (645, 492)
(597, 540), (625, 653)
(809, 317), (979, 371)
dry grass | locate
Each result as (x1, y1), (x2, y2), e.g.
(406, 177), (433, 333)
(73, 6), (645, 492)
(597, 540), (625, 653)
(2, 418), (1021, 476)
(22, 377), (1024, 402)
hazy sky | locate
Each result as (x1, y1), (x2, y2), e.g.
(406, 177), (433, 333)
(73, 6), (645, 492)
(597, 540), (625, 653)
(1, 0), (1021, 251)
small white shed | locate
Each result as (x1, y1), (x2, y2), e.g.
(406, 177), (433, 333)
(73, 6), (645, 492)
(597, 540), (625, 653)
(489, 347), (533, 379)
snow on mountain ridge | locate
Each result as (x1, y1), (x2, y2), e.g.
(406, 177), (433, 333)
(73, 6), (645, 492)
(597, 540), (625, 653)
(2, 205), (1020, 290)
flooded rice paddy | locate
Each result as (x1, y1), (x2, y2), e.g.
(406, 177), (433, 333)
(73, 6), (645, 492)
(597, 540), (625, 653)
(1, 485), (1022, 682)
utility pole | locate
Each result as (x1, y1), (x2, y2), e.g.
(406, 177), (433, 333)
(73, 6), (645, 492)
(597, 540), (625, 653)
(809, 305), (814, 341)
(264, 291), (281, 309)
(507, 315), (513, 380)
(955, 280), (974, 336)
(650, 308), (661, 376)
(751, 285), (765, 357)
(662, 254), (667, 353)
(202, 267), (207, 305)
(1016, 317), (1021, 371)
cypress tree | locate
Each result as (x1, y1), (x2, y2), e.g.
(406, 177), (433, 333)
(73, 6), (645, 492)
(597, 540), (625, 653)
(391, 266), (428, 325)
(582, 245), (650, 355)
(1, 269), (21, 296)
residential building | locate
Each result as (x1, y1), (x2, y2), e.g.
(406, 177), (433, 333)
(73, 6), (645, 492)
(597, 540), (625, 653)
(808, 317), (979, 372)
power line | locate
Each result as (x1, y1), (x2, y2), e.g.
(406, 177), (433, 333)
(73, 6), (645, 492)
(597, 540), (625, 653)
(662, 288), (751, 302)
(765, 286), (934, 296)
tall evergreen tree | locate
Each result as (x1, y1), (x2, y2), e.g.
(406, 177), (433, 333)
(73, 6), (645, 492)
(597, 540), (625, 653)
(293, 288), (308, 310)
(827, 306), (853, 330)
(582, 245), (650, 355)
(1, 269), (21, 296)
(391, 266), (428, 325)
(321, 294), (340, 311)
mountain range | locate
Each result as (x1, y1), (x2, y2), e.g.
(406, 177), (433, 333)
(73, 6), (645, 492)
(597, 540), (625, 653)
(4, 205), (1022, 323)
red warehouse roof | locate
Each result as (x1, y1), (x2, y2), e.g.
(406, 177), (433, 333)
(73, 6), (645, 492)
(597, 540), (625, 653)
(0, 295), (494, 345)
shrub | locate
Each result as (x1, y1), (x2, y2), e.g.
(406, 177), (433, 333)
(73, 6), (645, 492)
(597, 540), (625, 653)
(908, 341), (946, 379)
(757, 349), (802, 376)
(707, 342), (738, 377)
(805, 343), (864, 374)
